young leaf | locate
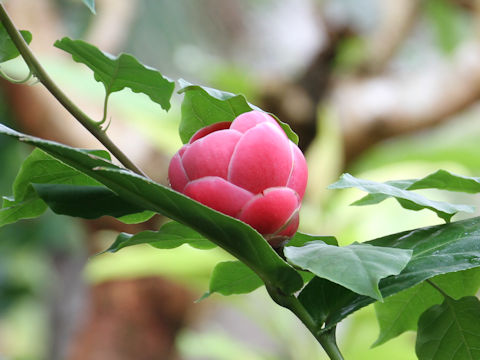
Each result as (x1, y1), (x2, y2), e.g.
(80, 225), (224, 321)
(0, 24), (32, 63)
(374, 268), (480, 347)
(329, 173), (474, 222)
(54, 37), (174, 111)
(416, 296), (480, 360)
(284, 241), (412, 300)
(320, 216), (480, 332)
(82, 0), (96, 14)
(178, 79), (298, 144)
(199, 261), (264, 301)
(0, 123), (303, 295)
(105, 221), (216, 253)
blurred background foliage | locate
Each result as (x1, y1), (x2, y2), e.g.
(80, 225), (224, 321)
(1, 0), (480, 359)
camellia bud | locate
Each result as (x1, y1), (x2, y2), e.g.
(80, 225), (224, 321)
(168, 110), (308, 247)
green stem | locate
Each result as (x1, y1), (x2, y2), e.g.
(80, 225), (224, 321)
(0, 4), (145, 177)
(267, 285), (345, 360)
(426, 279), (452, 300)
(0, 67), (32, 83)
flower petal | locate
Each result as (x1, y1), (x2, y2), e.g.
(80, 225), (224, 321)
(228, 123), (293, 194)
(184, 176), (254, 217)
(286, 143), (308, 200)
(238, 187), (300, 236)
(230, 110), (283, 134)
(183, 130), (242, 180)
(168, 151), (189, 192)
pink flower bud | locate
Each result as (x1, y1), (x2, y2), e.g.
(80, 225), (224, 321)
(168, 110), (308, 247)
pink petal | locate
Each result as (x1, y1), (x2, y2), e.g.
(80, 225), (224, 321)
(184, 177), (254, 217)
(230, 110), (283, 134)
(286, 143), (308, 200)
(228, 123), (293, 194)
(189, 121), (232, 143)
(267, 212), (300, 247)
(238, 187), (300, 236)
(183, 129), (242, 181)
(168, 151), (190, 192)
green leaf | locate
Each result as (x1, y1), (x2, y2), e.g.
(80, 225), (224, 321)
(0, 24), (32, 63)
(32, 184), (153, 221)
(0, 148), (148, 225)
(374, 268), (480, 346)
(0, 148), (100, 226)
(285, 241), (412, 300)
(416, 296), (480, 360)
(105, 221), (215, 253)
(328, 173), (474, 222)
(0, 123), (303, 295)
(82, 0), (96, 14)
(0, 196), (46, 227)
(354, 170), (480, 206)
(319, 217), (480, 332)
(286, 232), (338, 247)
(199, 260), (264, 301)
(54, 37), (174, 111)
(299, 276), (358, 326)
(178, 79), (298, 144)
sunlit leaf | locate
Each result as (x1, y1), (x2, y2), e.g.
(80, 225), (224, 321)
(416, 296), (480, 360)
(178, 79), (298, 144)
(374, 268), (480, 346)
(199, 261), (264, 301)
(55, 37), (174, 110)
(0, 24), (32, 63)
(0, 123), (303, 295)
(285, 241), (412, 300)
(106, 221), (215, 253)
(328, 173), (474, 222)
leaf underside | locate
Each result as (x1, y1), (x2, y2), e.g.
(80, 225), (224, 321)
(329, 172), (476, 222)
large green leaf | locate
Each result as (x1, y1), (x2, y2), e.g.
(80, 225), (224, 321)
(178, 79), (298, 144)
(0, 24), (32, 63)
(105, 221), (216, 253)
(328, 173), (474, 222)
(33, 184), (153, 221)
(416, 296), (480, 360)
(299, 217), (480, 333)
(55, 37), (174, 111)
(199, 260), (264, 301)
(374, 268), (480, 346)
(285, 241), (412, 300)
(0, 123), (302, 295)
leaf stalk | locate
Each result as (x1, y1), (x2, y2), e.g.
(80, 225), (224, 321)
(266, 285), (345, 360)
(0, 4), (145, 176)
